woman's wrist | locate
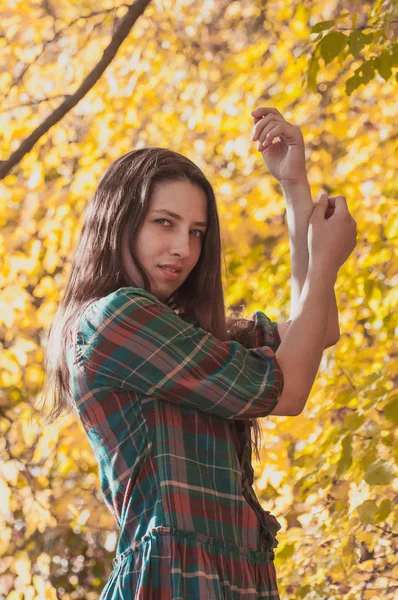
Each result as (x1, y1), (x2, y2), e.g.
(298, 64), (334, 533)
(307, 257), (339, 283)
(280, 178), (311, 199)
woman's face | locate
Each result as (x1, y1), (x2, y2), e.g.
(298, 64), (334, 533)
(121, 179), (208, 302)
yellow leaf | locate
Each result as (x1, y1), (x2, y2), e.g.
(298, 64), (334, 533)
(0, 301), (16, 327)
(32, 276), (56, 298)
(13, 551), (31, 585)
(35, 299), (57, 328)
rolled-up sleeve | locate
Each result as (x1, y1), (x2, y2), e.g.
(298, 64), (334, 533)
(78, 287), (284, 420)
(248, 310), (282, 353)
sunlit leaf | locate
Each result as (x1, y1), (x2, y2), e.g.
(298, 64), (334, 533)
(336, 434), (352, 476)
(375, 498), (392, 522)
(364, 461), (395, 486)
(374, 49), (393, 81)
(383, 397), (398, 424)
(357, 499), (377, 524)
(1, 1), (396, 598)
(311, 19), (340, 34)
(319, 32), (348, 64)
(349, 31), (373, 59)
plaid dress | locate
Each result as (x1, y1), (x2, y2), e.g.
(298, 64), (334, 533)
(66, 287), (284, 599)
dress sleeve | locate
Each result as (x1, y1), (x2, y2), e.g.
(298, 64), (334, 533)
(77, 287), (284, 420)
(248, 310), (281, 353)
(225, 310), (281, 352)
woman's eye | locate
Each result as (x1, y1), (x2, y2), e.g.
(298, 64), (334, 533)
(154, 219), (204, 239)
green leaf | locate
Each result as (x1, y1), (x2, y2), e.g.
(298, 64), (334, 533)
(381, 432), (395, 447)
(311, 19), (339, 34)
(344, 413), (365, 431)
(360, 447), (378, 471)
(310, 12), (350, 33)
(347, 59), (377, 94)
(293, 456), (308, 467)
(307, 55), (321, 91)
(349, 31), (373, 59)
(298, 585), (311, 598)
(277, 542), (295, 559)
(364, 461), (395, 486)
(375, 498), (392, 522)
(391, 43), (398, 66)
(357, 499), (377, 524)
(356, 59), (376, 83)
(345, 75), (360, 95)
(351, 12), (359, 29)
(320, 32), (348, 65)
(336, 434), (352, 476)
(384, 397), (398, 424)
(92, 560), (106, 578)
(374, 49), (393, 81)
(364, 277), (375, 297)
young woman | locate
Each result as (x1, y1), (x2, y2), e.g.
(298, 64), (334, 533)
(39, 108), (357, 599)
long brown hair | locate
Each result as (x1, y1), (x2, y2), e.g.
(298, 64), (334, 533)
(36, 147), (266, 461)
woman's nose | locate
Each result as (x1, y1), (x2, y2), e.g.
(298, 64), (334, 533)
(170, 233), (191, 257)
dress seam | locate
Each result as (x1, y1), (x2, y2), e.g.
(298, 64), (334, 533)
(112, 525), (275, 569)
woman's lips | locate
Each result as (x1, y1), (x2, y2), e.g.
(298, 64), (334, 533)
(158, 266), (180, 280)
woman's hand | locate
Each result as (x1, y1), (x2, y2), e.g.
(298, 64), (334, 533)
(251, 107), (307, 188)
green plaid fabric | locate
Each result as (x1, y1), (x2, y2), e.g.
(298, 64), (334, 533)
(66, 287), (284, 598)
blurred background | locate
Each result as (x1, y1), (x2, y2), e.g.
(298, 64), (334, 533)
(0, 0), (397, 598)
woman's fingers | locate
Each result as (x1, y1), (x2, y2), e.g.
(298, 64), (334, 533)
(258, 122), (286, 148)
(317, 195), (348, 219)
(252, 113), (284, 141)
(251, 107), (283, 120)
(327, 195), (345, 206)
(251, 107), (305, 151)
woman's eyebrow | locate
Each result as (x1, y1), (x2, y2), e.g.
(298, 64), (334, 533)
(151, 208), (207, 227)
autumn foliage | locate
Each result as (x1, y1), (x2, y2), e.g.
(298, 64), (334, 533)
(0, 1), (397, 599)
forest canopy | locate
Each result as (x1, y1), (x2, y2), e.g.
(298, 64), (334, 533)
(0, 1), (396, 599)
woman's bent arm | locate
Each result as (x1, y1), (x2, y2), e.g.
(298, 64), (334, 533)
(272, 264), (337, 416)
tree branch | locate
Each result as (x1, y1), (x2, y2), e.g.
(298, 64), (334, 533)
(3, 5), (129, 100)
(371, 524), (398, 538)
(0, 95), (71, 114)
(0, 0), (152, 180)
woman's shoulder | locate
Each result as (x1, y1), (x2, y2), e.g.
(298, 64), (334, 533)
(108, 286), (165, 305)
(81, 287), (166, 321)
(108, 288), (198, 326)
(76, 287), (195, 342)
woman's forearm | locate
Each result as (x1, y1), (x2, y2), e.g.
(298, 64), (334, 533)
(281, 180), (340, 342)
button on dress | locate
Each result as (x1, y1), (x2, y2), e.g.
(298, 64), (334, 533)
(66, 287), (284, 599)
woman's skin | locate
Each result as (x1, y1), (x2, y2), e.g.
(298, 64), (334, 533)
(121, 179), (208, 302)
(121, 107), (339, 336)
